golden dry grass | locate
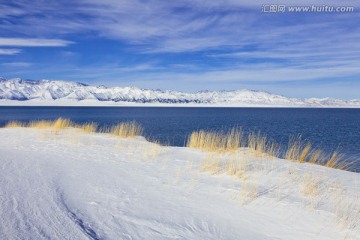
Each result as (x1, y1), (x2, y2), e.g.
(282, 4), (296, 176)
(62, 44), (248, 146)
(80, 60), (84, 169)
(299, 143), (311, 163)
(325, 151), (344, 169)
(187, 130), (220, 152)
(200, 153), (222, 174)
(308, 149), (323, 165)
(285, 135), (302, 161)
(5, 118), (75, 129)
(4, 121), (26, 128)
(4, 118), (140, 136)
(248, 132), (280, 158)
(301, 173), (321, 198)
(28, 120), (54, 128)
(248, 132), (266, 156)
(284, 137), (352, 171)
(109, 121), (143, 138)
(233, 159), (249, 180)
(78, 122), (98, 133)
(335, 195), (360, 231)
(53, 118), (73, 129)
(4, 120), (352, 171)
(187, 128), (243, 152)
(240, 181), (259, 204)
(226, 154), (238, 176)
(286, 137), (318, 164)
(142, 140), (163, 160)
(187, 128), (352, 171)
(265, 141), (281, 159)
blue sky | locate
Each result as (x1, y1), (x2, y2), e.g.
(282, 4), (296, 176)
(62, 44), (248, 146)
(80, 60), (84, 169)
(0, 0), (359, 99)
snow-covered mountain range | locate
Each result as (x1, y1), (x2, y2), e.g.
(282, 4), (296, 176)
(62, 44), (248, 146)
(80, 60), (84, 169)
(0, 77), (359, 107)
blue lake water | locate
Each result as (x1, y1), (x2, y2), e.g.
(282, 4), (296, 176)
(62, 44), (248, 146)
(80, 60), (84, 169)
(0, 107), (359, 172)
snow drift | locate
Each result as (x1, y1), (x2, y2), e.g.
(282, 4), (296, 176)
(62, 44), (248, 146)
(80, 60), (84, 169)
(0, 127), (359, 239)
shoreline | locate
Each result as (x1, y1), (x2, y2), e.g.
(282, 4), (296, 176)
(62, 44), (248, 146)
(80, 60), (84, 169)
(1, 100), (360, 108)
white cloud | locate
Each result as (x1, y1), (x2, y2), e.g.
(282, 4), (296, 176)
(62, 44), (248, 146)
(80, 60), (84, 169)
(0, 48), (21, 55)
(0, 1), (359, 54)
(0, 62), (32, 67)
(0, 38), (72, 47)
(37, 60), (359, 86)
(127, 64), (360, 85)
(145, 37), (231, 53)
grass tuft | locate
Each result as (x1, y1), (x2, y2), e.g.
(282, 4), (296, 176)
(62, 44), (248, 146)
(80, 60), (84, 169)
(285, 135), (302, 161)
(53, 118), (72, 129)
(200, 153), (221, 174)
(187, 128), (352, 171)
(109, 121), (143, 138)
(5, 121), (26, 128)
(78, 122), (98, 133)
(299, 143), (311, 163)
(302, 173), (321, 198)
(28, 120), (53, 128)
(247, 131), (279, 158)
(248, 131), (266, 156)
(187, 128), (243, 152)
(324, 151), (351, 170)
(308, 149), (323, 165)
(4, 118), (142, 137)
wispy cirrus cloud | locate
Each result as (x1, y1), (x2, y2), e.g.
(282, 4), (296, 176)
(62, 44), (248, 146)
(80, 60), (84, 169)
(0, 48), (21, 55)
(0, 37), (72, 47)
(0, 62), (32, 67)
(1, 1), (358, 53)
(144, 37), (231, 53)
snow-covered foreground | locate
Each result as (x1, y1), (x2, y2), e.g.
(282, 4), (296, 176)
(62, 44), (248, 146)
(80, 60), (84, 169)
(0, 128), (359, 240)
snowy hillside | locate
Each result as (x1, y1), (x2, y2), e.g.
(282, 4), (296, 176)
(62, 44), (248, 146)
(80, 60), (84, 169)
(0, 77), (359, 107)
(1, 127), (359, 239)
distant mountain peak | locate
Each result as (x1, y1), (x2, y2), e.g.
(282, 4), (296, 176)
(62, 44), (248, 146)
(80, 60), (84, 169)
(0, 78), (359, 107)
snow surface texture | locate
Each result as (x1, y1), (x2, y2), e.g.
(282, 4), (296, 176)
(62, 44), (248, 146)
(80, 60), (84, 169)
(0, 78), (359, 107)
(0, 128), (359, 239)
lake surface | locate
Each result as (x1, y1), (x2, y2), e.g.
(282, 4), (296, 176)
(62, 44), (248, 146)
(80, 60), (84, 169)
(0, 107), (359, 171)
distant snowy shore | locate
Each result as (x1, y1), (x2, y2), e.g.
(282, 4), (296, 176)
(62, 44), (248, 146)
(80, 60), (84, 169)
(1, 99), (360, 108)
(1, 78), (359, 107)
(0, 127), (359, 239)
(2, 99), (360, 108)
